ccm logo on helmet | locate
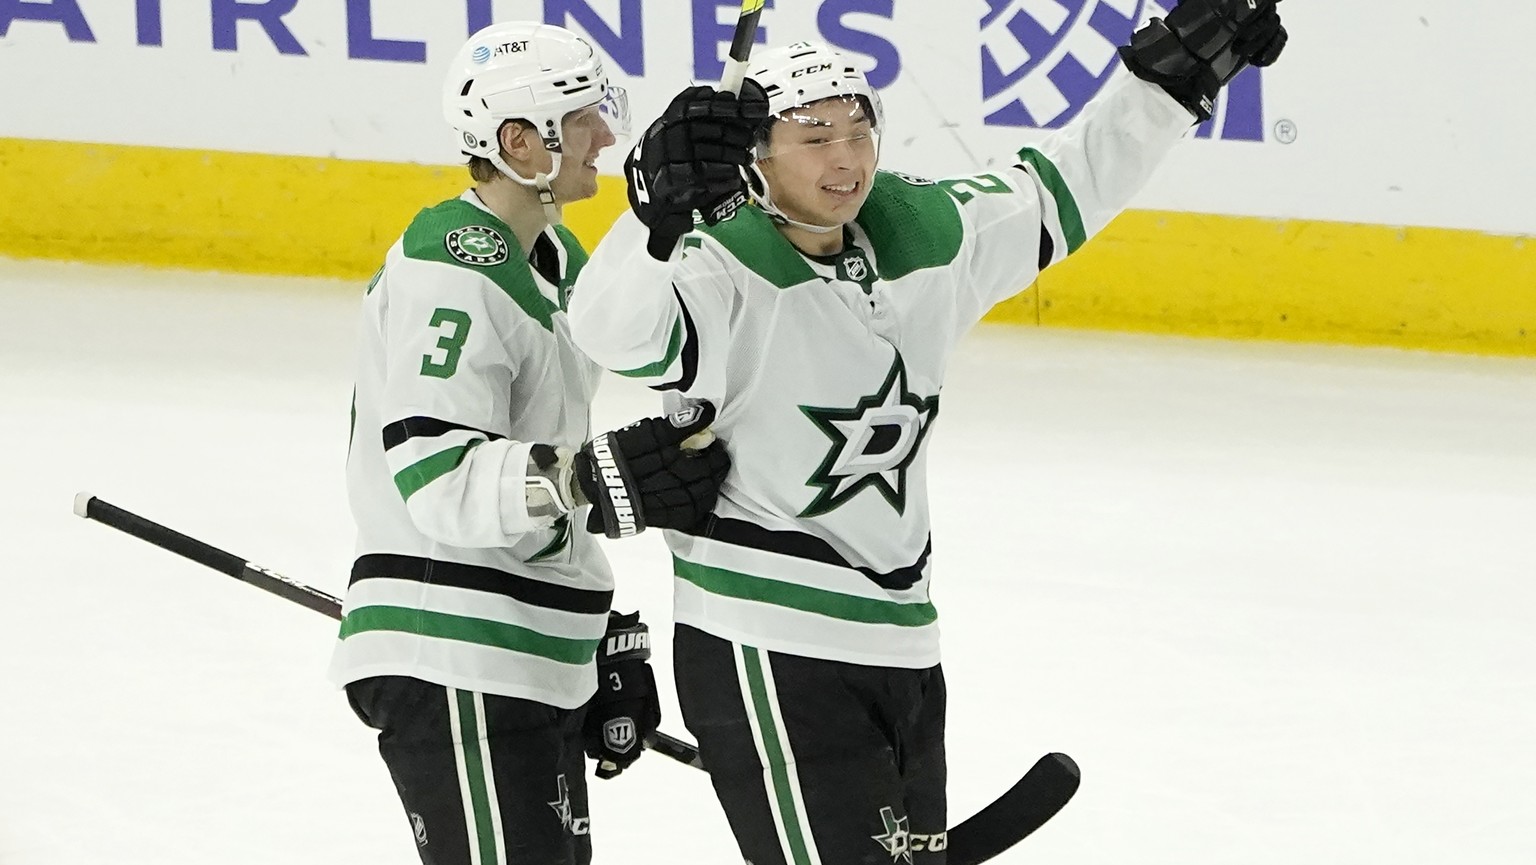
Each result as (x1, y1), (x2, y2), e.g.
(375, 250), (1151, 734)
(791, 63), (833, 78)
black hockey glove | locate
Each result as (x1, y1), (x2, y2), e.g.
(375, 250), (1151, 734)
(583, 611), (661, 780)
(573, 401), (730, 539)
(625, 82), (771, 261)
(1119, 0), (1288, 122)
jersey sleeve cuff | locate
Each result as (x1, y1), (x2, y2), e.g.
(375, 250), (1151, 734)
(497, 439), (552, 535)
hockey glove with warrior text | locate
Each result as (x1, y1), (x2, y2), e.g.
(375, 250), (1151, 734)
(1120, 0), (1287, 122)
(583, 611), (661, 780)
(573, 402), (729, 538)
(625, 83), (770, 260)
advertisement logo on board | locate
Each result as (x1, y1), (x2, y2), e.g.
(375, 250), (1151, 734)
(979, 0), (1266, 141)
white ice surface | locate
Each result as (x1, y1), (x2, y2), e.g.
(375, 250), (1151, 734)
(2, 258), (1533, 864)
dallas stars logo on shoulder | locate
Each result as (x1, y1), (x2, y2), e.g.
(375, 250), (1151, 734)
(445, 225), (509, 267)
(886, 169), (936, 186)
(800, 354), (939, 518)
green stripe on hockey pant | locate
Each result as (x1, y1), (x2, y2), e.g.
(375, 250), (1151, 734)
(339, 605), (601, 664)
(349, 677), (594, 865)
(450, 688), (504, 865)
(393, 441), (480, 500)
(673, 557), (937, 626)
(1016, 147), (1087, 253)
(740, 645), (819, 865)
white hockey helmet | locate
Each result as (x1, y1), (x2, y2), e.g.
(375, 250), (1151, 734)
(742, 41), (883, 232)
(443, 22), (630, 212)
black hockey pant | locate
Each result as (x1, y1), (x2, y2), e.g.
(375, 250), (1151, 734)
(346, 675), (592, 865)
(675, 625), (949, 865)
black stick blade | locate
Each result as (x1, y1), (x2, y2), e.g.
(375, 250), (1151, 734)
(948, 752), (1081, 865)
(645, 731), (705, 769)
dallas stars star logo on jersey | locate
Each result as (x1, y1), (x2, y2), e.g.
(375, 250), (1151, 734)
(445, 225), (509, 267)
(799, 354), (938, 518)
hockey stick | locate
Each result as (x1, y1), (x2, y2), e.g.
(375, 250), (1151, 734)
(75, 494), (1074, 860)
(949, 752), (1080, 865)
(71, 492), (704, 769)
(720, 0), (766, 95)
(669, 0), (767, 451)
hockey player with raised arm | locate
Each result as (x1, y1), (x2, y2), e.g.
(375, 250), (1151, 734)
(568, 3), (1287, 863)
(328, 21), (729, 865)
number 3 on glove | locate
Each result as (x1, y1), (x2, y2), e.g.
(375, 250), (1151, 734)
(575, 401), (730, 538)
(585, 611), (662, 780)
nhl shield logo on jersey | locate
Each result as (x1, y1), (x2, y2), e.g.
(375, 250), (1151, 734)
(837, 247), (873, 287)
(445, 225), (509, 267)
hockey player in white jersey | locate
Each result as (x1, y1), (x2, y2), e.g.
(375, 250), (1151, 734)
(329, 21), (729, 865)
(569, 2), (1287, 863)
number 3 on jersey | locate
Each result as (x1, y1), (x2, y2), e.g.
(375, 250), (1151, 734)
(420, 308), (472, 378)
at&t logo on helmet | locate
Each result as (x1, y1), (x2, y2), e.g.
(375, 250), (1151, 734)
(980, 0), (1268, 141)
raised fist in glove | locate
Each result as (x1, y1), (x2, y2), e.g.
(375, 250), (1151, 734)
(625, 82), (771, 260)
(573, 401), (730, 538)
(583, 611), (662, 779)
(1120, 0), (1288, 122)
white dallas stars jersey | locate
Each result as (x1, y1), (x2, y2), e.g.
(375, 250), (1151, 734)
(569, 75), (1192, 669)
(330, 190), (613, 709)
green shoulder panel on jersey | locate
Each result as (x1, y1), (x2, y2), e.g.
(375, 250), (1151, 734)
(402, 198), (560, 332)
(699, 174), (964, 287)
(696, 206), (818, 290)
(855, 171), (965, 279)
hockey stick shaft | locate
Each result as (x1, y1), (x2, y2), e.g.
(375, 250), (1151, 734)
(74, 492), (343, 618)
(71, 492), (703, 769)
(720, 0), (765, 95)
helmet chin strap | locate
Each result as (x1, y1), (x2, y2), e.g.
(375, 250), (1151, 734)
(747, 163), (843, 234)
(491, 151), (565, 225)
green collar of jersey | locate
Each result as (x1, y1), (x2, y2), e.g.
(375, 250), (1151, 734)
(402, 197), (588, 333)
(803, 230), (877, 294)
(697, 171), (964, 289)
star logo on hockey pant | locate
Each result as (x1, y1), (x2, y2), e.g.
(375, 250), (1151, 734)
(547, 774), (590, 836)
(799, 353), (938, 518)
(872, 806), (913, 864)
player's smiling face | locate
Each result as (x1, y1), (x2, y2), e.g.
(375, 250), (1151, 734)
(757, 96), (877, 228)
(549, 104), (617, 203)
